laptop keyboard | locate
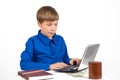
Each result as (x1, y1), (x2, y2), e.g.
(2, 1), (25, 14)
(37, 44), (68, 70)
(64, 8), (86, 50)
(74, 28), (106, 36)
(54, 65), (79, 72)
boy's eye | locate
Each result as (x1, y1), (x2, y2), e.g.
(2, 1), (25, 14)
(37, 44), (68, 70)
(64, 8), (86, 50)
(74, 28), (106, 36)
(55, 23), (58, 26)
(47, 23), (52, 26)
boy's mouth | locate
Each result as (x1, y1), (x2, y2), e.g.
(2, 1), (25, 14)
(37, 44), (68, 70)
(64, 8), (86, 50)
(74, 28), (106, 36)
(50, 32), (55, 34)
(49, 32), (54, 35)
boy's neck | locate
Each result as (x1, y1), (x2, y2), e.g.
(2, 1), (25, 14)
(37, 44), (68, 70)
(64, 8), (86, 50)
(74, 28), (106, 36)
(48, 37), (53, 40)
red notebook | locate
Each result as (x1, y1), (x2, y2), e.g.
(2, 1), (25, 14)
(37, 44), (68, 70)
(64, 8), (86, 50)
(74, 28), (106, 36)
(18, 70), (53, 80)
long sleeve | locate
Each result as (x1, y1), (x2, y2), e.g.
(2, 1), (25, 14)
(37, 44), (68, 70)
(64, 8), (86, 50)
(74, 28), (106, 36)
(20, 38), (50, 70)
(62, 38), (71, 64)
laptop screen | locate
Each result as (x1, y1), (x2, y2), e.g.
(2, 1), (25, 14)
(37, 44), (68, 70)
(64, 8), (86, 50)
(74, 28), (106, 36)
(78, 44), (100, 71)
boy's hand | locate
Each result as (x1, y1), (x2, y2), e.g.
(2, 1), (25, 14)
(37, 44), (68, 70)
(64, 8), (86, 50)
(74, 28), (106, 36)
(49, 62), (68, 70)
(70, 58), (81, 65)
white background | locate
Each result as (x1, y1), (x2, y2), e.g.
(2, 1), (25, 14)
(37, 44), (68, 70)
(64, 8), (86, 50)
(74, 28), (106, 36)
(0, 0), (120, 80)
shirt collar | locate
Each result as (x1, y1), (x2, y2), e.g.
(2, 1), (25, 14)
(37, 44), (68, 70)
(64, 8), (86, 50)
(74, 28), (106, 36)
(37, 30), (57, 46)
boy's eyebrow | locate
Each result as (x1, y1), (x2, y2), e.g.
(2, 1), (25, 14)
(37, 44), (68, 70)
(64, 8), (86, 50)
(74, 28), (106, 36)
(46, 20), (58, 23)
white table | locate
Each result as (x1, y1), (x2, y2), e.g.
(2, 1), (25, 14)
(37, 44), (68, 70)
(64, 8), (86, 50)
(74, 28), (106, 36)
(18, 70), (110, 80)
(48, 70), (110, 80)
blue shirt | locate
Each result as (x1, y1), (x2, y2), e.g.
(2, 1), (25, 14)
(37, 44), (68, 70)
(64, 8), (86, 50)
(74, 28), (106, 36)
(20, 30), (71, 70)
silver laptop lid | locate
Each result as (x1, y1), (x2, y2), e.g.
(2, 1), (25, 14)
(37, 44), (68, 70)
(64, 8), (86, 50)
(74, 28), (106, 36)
(78, 44), (100, 71)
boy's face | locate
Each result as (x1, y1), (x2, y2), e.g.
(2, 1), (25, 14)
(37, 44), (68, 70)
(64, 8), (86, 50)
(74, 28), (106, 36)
(38, 20), (58, 39)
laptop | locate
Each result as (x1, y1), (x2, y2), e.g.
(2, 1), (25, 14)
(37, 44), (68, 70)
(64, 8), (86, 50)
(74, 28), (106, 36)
(54, 44), (100, 73)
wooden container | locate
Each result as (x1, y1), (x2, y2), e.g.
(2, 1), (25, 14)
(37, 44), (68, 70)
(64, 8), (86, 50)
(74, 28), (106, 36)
(89, 61), (102, 79)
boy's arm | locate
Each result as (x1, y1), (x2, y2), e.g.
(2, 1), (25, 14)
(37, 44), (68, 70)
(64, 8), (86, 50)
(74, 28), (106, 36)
(20, 51), (50, 70)
(61, 38), (71, 65)
(63, 47), (71, 65)
(20, 38), (50, 71)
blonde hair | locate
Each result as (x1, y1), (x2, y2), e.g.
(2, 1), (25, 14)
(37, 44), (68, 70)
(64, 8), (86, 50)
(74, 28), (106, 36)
(36, 6), (59, 23)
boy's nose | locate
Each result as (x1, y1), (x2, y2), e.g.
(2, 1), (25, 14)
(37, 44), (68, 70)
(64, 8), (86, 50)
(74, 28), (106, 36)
(51, 26), (56, 31)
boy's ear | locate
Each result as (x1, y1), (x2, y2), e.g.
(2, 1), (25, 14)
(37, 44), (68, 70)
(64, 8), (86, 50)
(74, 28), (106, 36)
(37, 21), (41, 27)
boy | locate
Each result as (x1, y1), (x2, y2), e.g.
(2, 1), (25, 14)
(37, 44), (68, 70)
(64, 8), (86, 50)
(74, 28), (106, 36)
(20, 6), (80, 70)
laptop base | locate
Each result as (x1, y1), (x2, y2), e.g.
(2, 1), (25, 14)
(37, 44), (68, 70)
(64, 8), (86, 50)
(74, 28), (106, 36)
(54, 65), (88, 73)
